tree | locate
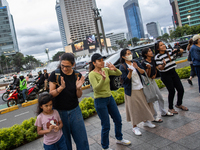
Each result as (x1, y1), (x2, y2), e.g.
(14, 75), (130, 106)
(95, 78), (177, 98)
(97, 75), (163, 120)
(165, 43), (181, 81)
(52, 51), (65, 61)
(11, 52), (25, 71)
(131, 37), (140, 46)
(115, 39), (128, 48)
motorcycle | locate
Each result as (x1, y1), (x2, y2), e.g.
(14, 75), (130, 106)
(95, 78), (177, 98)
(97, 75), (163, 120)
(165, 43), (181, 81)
(2, 84), (13, 102)
(7, 83), (39, 107)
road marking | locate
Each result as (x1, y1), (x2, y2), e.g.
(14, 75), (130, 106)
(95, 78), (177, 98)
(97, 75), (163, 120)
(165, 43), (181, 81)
(0, 118), (7, 122)
(14, 111), (29, 117)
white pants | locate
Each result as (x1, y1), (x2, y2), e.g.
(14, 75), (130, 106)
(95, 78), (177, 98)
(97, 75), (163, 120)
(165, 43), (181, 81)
(149, 78), (167, 118)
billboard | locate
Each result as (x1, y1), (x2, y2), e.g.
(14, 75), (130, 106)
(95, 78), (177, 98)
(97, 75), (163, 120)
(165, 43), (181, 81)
(74, 42), (84, 51)
(86, 35), (96, 45)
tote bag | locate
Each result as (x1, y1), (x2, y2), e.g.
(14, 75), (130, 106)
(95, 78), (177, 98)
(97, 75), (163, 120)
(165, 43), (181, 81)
(141, 71), (158, 103)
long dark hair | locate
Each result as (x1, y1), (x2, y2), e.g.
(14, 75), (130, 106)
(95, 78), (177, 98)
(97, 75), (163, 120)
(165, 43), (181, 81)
(36, 93), (53, 115)
(89, 61), (95, 72)
(154, 41), (161, 55)
(120, 48), (129, 64)
(57, 53), (75, 68)
(155, 41), (172, 62)
(142, 47), (149, 59)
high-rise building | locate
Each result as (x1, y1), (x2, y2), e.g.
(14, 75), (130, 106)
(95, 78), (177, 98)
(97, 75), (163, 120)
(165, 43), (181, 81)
(58, 0), (97, 45)
(169, 0), (200, 27)
(168, 26), (174, 34)
(146, 22), (161, 39)
(0, 0), (19, 56)
(123, 0), (145, 39)
(163, 27), (167, 34)
(106, 32), (126, 47)
(55, 1), (67, 50)
(157, 22), (162, 36)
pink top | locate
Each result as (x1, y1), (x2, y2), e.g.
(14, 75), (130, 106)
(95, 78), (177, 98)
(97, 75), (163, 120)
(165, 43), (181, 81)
(35, 109), (63, 145)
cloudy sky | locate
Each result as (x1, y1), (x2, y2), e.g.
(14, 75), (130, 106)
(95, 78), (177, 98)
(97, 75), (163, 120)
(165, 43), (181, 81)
(6, 0), (173, 62)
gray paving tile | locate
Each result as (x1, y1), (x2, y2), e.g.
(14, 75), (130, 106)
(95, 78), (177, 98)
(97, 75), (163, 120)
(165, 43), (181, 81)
(132, 143), (158, 150)
(190, 130), (200, 140)
(158, 142), (190, 150)
(147, 136), (173, 148)
(176, 136), (200, 149)
(89, 143), (102, 150)
(160, 115), (193, 129)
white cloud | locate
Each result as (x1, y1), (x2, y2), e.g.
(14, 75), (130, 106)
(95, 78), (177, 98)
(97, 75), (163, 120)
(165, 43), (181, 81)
(6, 0), (173, 61)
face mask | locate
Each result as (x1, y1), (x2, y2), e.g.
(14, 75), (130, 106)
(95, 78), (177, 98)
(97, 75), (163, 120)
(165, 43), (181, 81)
(126, 55), (132, 61)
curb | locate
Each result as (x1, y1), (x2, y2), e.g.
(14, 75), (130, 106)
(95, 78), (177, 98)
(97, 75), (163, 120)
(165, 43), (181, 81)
(82, 85), (91, 90)
(176, 59), (187, 64)
(0, 105), (19, 114)
(22, 99), (38, 107)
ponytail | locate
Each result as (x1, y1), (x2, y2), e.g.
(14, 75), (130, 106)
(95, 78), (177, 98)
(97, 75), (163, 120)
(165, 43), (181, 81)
(89, 62), (95, 72)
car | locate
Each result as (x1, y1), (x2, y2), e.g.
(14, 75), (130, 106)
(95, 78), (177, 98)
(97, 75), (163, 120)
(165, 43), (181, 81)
(3, 75), (13, 82)
(175, 34), (196, 52)
(75, 61), (88, 69)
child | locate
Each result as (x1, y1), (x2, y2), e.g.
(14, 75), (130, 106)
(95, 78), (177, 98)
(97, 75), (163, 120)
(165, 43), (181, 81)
(35, 93), (67, 150)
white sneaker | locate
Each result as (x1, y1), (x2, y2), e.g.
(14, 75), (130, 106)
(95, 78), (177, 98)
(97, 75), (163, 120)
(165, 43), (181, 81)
(116, 139), (131, 145)
(132, 127), (142, 135)
(102, 148), (112, 150)
(143, 121), (156, 128)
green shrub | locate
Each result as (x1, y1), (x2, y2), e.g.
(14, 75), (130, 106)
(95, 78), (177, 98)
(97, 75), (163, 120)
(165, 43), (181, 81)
(0, 117), (37, 150)
(79, 97), (96, 119)
(155, 79), (165, 89)
(176, 66), (191, 79)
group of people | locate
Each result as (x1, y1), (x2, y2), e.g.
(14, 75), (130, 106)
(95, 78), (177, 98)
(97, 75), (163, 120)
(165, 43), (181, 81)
(10, 69), (49, 102)
(34, 38), (194, 150)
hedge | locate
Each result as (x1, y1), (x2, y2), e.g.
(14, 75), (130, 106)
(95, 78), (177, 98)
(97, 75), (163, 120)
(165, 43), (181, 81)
(0, 66), (191, 150)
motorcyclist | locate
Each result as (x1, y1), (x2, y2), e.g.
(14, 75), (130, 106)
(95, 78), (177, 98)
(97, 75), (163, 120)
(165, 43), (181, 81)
(36, 69), (49, 90)
(11, 75), (19, 89)
(19, 74), (27, 102)
(42, 69), (49, 90)
(35, 70), (42, 81)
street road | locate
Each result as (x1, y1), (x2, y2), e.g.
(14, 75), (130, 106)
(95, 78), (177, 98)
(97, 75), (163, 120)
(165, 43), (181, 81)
(0, 56), (189, 129)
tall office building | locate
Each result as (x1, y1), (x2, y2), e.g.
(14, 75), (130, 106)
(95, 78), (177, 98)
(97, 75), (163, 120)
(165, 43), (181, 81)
(106, 32), (126, 47)
(169, 0), (200, 27)
(58, 0), (97, 45)
(55, 1), (67, 50)
(163, 27), (167, 34)
(123, 0), (145, 39)
(0, 0), (19, 56)
(146, 22), (161, 39)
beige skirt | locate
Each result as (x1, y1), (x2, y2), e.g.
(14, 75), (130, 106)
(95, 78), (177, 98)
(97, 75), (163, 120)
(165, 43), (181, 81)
(124, 89), (155, 126)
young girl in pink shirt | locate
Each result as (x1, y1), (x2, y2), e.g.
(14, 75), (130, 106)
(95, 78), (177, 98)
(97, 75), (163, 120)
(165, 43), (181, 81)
(35, 93), (67, 150)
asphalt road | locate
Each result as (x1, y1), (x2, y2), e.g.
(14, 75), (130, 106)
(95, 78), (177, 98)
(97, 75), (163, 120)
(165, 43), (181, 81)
(0, 56), (189, 129)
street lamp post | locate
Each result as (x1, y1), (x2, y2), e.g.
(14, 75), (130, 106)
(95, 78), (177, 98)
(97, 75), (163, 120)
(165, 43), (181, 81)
(187, 15), (191, 26)
(45, 48), (50, 64)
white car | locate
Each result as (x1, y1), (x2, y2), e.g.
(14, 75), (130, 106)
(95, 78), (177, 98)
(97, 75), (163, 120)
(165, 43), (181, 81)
(3, 75), (13, 82)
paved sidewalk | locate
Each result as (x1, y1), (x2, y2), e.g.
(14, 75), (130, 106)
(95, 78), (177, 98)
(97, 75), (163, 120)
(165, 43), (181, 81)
(15, 77), (200, 150)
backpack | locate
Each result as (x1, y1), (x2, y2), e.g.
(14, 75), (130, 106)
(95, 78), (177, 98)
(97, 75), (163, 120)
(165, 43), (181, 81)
(119, 64), (127, 85)
(55, 68), (80, 87)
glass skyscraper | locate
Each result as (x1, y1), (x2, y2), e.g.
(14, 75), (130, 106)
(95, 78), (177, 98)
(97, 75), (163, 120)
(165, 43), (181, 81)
(55, 1), (68, 50)
(123, 0), (145, 39)
(170, 0), (200, 27)
(0, 0), (19, 56)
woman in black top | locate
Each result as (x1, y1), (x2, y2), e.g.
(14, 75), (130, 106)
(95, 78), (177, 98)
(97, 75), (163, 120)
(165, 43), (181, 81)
(49, 53), (89, 150)
(142, 48), (174, 122)
(154, 41), (188, 114)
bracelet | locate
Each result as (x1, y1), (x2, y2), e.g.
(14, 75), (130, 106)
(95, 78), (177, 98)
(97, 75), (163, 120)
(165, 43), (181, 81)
(56, 88), (60, 94)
